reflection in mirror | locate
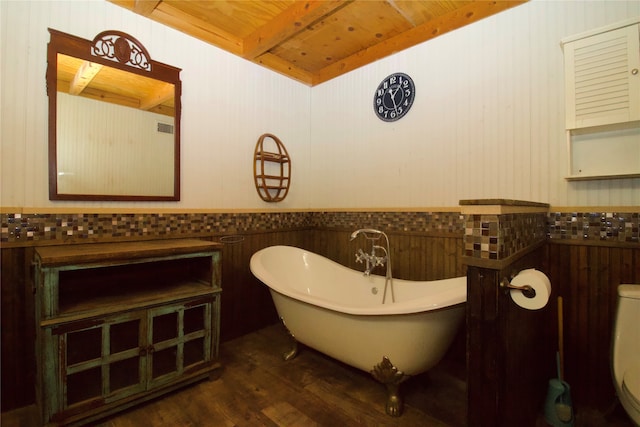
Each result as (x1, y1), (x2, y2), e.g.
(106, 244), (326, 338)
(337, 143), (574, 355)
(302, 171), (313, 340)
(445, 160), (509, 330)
(47, 29), (181, 201)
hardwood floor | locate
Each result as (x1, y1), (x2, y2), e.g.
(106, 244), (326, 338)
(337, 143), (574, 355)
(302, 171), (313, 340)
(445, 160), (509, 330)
(97, 322), (468, 426)
(4, 323), (634, 426)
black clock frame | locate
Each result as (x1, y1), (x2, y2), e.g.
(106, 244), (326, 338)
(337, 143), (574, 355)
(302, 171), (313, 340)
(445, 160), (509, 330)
(373, 72), (415, 122)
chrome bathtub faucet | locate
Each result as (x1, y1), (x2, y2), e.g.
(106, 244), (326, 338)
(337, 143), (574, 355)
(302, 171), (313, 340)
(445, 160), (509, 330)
(354, 247), (386, 276)
(372, 245), (388, 268)
(354, 248), (373, 276)
(350, 228), (395, 303)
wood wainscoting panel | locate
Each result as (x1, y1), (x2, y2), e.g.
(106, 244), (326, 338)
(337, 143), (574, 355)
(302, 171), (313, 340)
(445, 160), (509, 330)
(0, 247), (36, 411)
(307, 229), (465, 281)
(466, 244), (553, 426)
(547, 242), (640, 409)
(220, 230), (307, 342)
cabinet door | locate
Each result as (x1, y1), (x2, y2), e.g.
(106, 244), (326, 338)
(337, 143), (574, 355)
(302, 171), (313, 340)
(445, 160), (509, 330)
(147, 297), (215, 388)
(49, 311), (146, 419)
(563, 23), (640, 130)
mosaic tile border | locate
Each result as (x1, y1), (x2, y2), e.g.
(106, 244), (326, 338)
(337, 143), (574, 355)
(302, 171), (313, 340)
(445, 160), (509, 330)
(464, 212), (548, 260)
(311, 211), (465, 234)
(547, 211), (639, 243)
(0, 212), (313, 244)
(2, 210), (638, 251)
(0, 211), (463, 244)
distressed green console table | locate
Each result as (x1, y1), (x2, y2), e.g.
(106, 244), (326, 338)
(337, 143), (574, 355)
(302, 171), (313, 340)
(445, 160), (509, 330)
(34, 239), (222, 426)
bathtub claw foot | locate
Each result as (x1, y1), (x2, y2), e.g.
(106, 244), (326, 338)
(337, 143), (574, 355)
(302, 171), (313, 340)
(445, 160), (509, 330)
(386, 389), (402, 417)
(281, 321), (299, 361)
(283, 340), (298, 361)
(371, 356), (407, 417)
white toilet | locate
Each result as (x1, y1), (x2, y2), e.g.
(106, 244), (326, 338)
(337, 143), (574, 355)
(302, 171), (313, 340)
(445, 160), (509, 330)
(612, 284), (640, 426)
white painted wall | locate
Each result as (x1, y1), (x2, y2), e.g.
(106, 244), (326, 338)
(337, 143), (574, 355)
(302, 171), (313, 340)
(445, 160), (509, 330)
(0, 0), (310, 210)
(309, 0), (640, 208)
(1, 0), (638, 210)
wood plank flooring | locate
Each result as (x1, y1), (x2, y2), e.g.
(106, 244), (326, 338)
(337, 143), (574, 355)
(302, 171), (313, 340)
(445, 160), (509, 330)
(97, 323), (468, 426)
(4, 322), (634, 426)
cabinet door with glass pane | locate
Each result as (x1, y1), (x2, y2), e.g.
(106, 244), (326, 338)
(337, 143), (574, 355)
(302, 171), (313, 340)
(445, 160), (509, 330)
(43, 311), (147, 421)
(147, 296), (217, 389)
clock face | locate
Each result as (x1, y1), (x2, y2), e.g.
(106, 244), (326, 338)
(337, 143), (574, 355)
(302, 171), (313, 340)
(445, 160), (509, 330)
(373, 73), (415, 122)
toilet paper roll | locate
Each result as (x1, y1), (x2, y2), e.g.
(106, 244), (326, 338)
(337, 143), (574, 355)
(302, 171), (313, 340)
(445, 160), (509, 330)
(510, 268), (551, 310)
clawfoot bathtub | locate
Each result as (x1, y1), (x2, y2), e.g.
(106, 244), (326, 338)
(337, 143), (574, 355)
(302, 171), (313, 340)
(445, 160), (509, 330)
(250, 245), (466, 417)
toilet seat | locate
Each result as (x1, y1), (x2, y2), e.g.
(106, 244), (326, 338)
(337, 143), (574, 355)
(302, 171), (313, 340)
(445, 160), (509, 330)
(622, 364), (640, 411)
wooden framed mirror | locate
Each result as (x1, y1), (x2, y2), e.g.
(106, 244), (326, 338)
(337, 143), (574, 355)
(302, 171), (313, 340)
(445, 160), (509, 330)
(47, 29), (181, 201)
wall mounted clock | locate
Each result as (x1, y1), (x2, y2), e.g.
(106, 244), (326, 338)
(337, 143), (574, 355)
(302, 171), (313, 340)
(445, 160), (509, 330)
(373, 72), (415, 122)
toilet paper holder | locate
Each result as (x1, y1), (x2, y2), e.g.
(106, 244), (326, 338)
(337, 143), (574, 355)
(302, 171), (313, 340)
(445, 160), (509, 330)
(500, 277), (537, 298)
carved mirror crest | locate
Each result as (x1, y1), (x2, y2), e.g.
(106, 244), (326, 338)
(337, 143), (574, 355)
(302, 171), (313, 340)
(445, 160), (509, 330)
(47, 29), (181, 201)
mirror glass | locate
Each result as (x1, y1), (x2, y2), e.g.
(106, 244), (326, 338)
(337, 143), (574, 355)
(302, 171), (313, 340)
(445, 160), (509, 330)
(48, 29), (181, 201)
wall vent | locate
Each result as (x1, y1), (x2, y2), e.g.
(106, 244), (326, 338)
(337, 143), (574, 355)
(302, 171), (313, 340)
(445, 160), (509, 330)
(157, 122), (174, 134)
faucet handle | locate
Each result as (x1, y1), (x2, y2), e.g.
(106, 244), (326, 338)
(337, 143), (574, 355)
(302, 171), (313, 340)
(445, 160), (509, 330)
(373, 256), (386, 267)
(355, 248), (366, 263)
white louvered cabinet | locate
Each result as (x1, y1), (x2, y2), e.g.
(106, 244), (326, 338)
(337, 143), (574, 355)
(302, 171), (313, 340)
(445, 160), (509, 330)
(562, 18), (640, 180)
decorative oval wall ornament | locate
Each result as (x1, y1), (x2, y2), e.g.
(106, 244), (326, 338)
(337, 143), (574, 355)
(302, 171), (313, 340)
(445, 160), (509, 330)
(253, 133), (291, 202)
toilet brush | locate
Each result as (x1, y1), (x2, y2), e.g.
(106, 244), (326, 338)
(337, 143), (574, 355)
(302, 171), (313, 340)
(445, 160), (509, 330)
(556, 352), (572, 422)
(556, 296), (573, 423)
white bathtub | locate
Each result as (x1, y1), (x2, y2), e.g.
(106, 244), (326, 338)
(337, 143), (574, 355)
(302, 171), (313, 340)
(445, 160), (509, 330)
(249, 245), (466, 395)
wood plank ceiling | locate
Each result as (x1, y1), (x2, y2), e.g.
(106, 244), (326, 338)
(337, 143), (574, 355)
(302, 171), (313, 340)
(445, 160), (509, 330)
(108, 1), (527, 86)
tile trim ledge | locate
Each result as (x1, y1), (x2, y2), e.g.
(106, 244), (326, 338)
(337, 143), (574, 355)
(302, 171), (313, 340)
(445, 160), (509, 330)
(459, 199), (550, 215)
(1, 206), (462, 215)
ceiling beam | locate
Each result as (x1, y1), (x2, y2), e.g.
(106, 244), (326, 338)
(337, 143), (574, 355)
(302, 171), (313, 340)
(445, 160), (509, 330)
(242, 0), (350, 60)
(139, 82), (174, 110)
(152, 2), (243, 55)
(132, 0), (161, 16)
(313, 0), (527, 85)
(69, 61), (103, 95)
(253, 52), (315, 86)
(109, 0), (244, 55)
